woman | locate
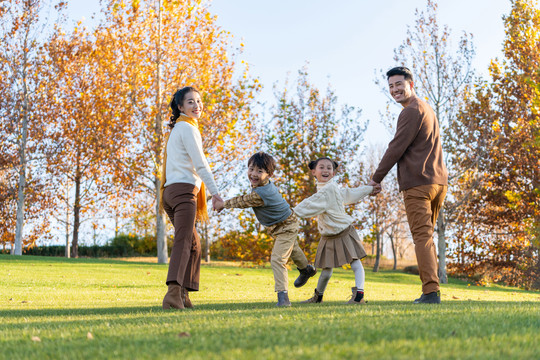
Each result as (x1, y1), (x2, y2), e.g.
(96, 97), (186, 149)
(161, 86), (222, 309)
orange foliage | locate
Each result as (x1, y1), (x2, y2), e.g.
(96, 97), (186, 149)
(448, 0), (540, 289)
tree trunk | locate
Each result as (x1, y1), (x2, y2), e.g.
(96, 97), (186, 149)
(65, 209), (70, 258)
(65, 232), (70, 258)
(389, 233), (397, 270)
(204, 222), (210, 263)
(154, 0), (168, 264)
(373, 231), (381, 272)
(71, 173), (81, 258)
(114, 212), (119, 238)
(13, 132), (27, 255)
(155, 187), (168, 264)
(436, 209), (448, 283)
(13, 48), (31, 256)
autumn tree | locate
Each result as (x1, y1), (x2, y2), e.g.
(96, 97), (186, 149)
(448, 0), (540, 289)
(41, 22), (135, 257)
(265, 68), (367, 257)
(0, 0), (60, 253)
(211, 211), (273, 264)
(376, 0), (475, 282)
(96, 0), (260, 263)
(359, 145), (408, 272)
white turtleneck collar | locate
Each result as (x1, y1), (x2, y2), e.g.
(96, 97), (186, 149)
(316, 179), (335, 191)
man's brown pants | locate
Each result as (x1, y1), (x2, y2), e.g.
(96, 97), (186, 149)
(163, 183), (201, 291)
(403, 184), (447, 295)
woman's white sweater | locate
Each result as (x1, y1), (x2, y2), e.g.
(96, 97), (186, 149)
(293, 180), (372, 236)
(164, 121), (219, 195)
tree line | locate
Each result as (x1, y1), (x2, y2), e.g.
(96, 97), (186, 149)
(1, 0), (538, 289)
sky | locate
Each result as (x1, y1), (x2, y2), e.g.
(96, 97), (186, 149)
(208, 0), (512, 144)
(67, 0), (514, 145)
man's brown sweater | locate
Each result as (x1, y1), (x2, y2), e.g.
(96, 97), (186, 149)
(372, 96), (448, 191)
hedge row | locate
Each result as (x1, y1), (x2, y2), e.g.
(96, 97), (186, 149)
(21, 234), (173, 257)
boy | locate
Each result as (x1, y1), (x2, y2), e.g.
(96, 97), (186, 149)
(214, 152), (316, 307)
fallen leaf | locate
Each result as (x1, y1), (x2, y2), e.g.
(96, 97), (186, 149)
(146, 272), (151, 275)
(178, 332), (191, 338)
(31, 336), (41, 342)
(452, 296), (459, 299)
(87, 332), (94, 340)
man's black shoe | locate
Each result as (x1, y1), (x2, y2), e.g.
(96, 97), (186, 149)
(294, 264), (317, 288)
(414, 290), (441, 304)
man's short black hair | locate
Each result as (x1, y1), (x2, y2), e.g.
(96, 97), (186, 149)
(248, 152), (276, 176)
(386, 66), (414, 82)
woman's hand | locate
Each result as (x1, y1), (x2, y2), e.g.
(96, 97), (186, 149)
(212, 194), (225, 212)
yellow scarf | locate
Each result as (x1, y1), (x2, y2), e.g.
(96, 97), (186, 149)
(160, 115), (209, 223)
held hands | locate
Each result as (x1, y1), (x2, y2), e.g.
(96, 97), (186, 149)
(212, 194), (225, 213)
(368, 179), (382, 195)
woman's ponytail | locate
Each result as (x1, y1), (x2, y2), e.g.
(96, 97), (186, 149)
(169, 96), (181, 129)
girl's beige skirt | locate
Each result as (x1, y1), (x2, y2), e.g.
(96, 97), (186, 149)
(314, 225), (367, 268)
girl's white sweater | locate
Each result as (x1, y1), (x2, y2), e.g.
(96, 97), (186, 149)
(293, 180), (372, 236)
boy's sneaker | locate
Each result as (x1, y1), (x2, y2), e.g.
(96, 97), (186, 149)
(276, 291), (291, 307)
(346, 287), (366, 304)
(413, 290), (441, 304)
(301, 288), (323, 303)
(294, 264), (317, 288)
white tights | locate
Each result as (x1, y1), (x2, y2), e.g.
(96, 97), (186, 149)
(316, 259), (365, 294)
(350, 259), (365, 290)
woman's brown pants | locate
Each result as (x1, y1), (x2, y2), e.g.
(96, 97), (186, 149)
(163, 183), (201, 291)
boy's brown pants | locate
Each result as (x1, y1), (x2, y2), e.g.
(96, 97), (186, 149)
(267, 213), (309, 292)
(403, 184), (447, 295)
(163, 183), (201, 291)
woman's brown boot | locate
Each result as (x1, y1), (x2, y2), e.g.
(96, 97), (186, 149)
(162, 284), (184, 309)
(182, 287), (193, 308)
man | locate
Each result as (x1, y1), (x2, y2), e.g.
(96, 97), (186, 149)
(369, 66), (448, 304)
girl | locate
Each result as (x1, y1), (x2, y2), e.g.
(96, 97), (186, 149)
(293, 157), (373, 304)
(160, 86), (223, 309)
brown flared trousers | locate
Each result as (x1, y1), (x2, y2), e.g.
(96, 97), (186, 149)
(163, 182), (201, 291)
(403, 184), (447, 295)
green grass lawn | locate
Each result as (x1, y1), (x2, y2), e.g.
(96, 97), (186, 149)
(1, 255), (539, 360)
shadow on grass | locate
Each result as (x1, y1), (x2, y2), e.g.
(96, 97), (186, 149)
(2, 299), (538, 320)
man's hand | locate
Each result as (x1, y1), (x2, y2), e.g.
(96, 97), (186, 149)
(368, 179), (382, 195)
